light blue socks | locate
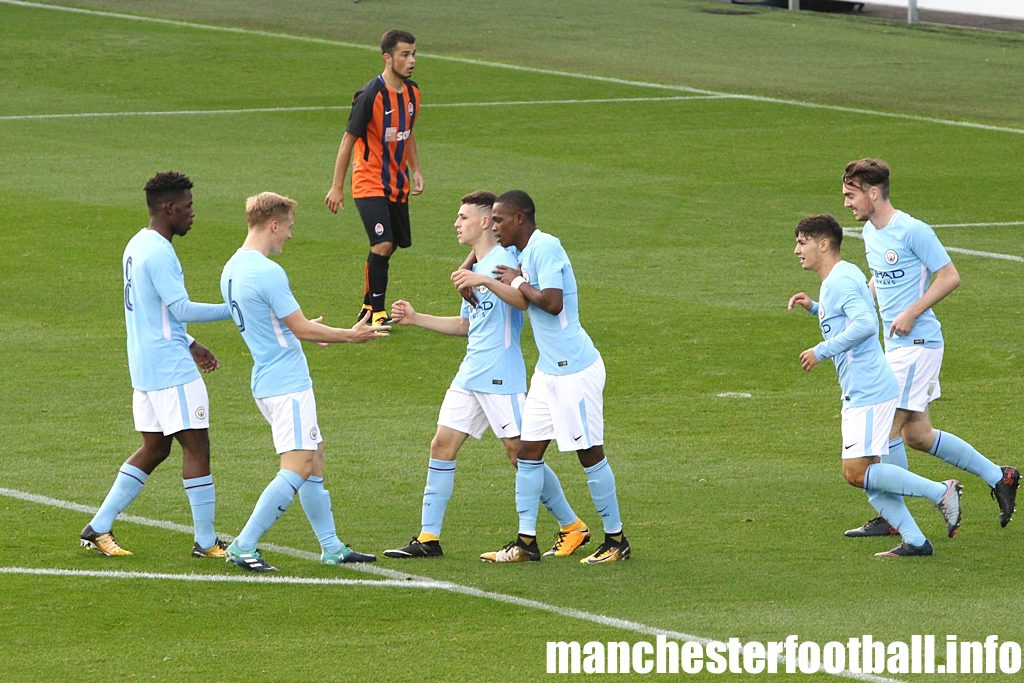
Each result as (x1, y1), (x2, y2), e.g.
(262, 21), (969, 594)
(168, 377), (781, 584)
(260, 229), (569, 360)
(90, 463), (148, 533)
(236, 469), (305, 550)
(183, 474), (216, 549)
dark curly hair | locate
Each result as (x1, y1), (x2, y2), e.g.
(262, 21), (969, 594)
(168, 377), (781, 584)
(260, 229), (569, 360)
(144, 171), (193, 211)
(495, 190), (536, 224)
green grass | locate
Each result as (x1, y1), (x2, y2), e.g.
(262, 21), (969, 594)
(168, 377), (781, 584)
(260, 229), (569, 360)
(1, 1), (1022, 681)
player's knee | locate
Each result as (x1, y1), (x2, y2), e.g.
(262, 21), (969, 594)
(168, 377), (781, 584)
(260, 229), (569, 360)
(843, 470), (865, 488)
(371, 242), (394, 257)
(429, 436), (454, 460)
(903, 427), (934, 452)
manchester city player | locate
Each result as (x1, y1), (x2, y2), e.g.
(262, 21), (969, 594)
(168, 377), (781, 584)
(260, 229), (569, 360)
(221, 192), (386, 572)
(788, 214), (962, 557)
(841, 159), (1019, 535)
(382, 191), (589, 560)
(455, 190), (629, 565)
(81, 171), (232, 559)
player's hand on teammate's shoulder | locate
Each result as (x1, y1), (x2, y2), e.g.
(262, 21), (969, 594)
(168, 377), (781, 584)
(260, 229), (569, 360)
(324, 187), (345, 214)
(491, 264), (520, 285)
(189, 341), (221, 373)
(787, 292), (812, 312)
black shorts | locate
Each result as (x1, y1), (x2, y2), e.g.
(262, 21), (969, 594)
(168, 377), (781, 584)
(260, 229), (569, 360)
(354, 197), (411, 248)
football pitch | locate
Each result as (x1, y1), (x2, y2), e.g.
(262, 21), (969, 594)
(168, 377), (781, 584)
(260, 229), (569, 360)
(1, 1), (1022, 680)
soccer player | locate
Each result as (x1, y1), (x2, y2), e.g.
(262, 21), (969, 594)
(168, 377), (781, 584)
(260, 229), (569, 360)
(453, 190), (630, 565)
(221, 192), (387, 572)
(841, 159), (1019, 536)
(325, 29), (423, 328)
(80, 171), (232, 559)
(381, 191), (590, 560)
(788, 214), (963, 557)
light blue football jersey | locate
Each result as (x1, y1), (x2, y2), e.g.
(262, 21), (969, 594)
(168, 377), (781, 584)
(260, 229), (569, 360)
(453, 246), (526, 394)
(220, 248), (311, 399)
(123, 228), (201, 391)
(810, 260), (898, 407)
(519, 229), (599, 375)
(862, 210), (951, 350)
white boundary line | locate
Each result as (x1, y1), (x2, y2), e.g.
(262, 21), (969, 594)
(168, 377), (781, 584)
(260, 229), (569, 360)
(0, 95), (729, 123)
(842, 228), (1022, 263)
(0, 566), (440, 588)
(3, 0), (1023, 136)
(0, 486), (898, 683)
(931, 221), (1024, 228)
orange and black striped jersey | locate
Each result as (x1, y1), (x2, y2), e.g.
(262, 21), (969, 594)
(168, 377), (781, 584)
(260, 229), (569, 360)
(346, 75), (421, 203)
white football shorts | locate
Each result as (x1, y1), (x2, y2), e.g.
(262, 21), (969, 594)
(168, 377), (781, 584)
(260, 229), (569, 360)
(437, 383), (525, 440)
(521, 357), (605, 452)
(886, 345), (942, 412)
(133, 377), (210, 435)
(255, 388), (323, 454)
(840, 397), (898, 460)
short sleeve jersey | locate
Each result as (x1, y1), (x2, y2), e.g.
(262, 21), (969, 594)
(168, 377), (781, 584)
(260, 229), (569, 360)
(453, 246), (527, 394)
(815, 261), (898, 407)
(519, 230), (599, 375)
(862, 210), (951, 350)
(346, 75), (420, 203)
(220, 249), (311, 399)
(122, 228), (201, 391)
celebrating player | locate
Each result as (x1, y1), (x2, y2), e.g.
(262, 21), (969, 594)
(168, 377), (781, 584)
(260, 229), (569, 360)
(382, 191), (590, 560)
(841, 159), (1019, 536)
(454, 190), (630, 564)
(325, 29), (423, 328)
(221, 192), (386, 572)
(788, 214), (962, 557)
(81, 171), (231, 559)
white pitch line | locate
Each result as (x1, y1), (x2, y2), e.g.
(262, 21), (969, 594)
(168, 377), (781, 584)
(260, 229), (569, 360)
(932, 221), (1024, 228)
(0, 566), (440, 588)
(842, 229), (1022, 263)
(3, 0), (1023, 137)
(0, 95), (728, 123)
(0, 486), (897, 683)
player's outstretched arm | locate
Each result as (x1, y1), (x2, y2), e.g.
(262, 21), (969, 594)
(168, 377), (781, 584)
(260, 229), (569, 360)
(282, 308), (388, 344)
(325, 132), (358, 214)
(392, 299), (467, 336)
(168, 298), (231, 323)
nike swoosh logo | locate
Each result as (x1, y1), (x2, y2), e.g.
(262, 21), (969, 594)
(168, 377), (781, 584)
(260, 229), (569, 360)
(501, 423), (511, 430)
(384, 109), (394, 114)
(277, 505), (288, 512)
(573, 435), (583, 441)
(843, 444), (856, 450)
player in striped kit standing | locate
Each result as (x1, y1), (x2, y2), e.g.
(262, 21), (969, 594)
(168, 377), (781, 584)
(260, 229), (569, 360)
(326, 29), (423, 328)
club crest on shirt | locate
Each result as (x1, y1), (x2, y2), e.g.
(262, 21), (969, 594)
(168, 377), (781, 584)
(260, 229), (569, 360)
(374, 223), (385, 236)
(407, 101), (415, 118)
(194, 406), (207, 421)
(310, 426), (319, 441)
(884, 249), (899, 265)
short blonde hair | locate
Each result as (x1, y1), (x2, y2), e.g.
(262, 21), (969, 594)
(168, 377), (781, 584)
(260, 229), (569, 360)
(245, 192), (296, 227)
